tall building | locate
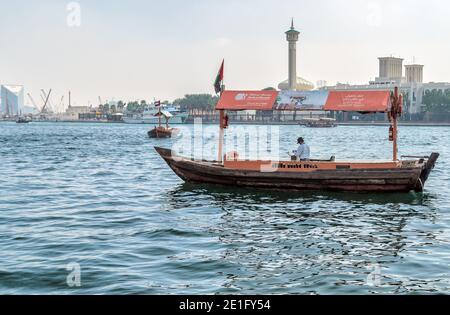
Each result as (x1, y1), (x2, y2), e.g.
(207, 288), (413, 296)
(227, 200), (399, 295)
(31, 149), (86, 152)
(286, 19), (300, 90)
(323, 57), (450, 115)
(405, 64), (424, 83)
(278, 19), (314, 91)
(375, 57), (404, 83)
(1, 85), (24, 116)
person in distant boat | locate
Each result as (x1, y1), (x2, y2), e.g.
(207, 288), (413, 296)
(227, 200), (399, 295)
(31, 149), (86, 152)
(295, 137), (311, 161)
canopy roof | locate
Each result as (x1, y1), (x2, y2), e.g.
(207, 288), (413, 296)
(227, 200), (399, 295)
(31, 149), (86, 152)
(216, 91), (279, 111)
(154, 110), (173, 118)
(216, 90), (392, 113)
(324, 91), (391, 112)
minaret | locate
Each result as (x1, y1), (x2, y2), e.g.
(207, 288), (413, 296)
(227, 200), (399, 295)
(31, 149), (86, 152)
(286, 18), (300, 90)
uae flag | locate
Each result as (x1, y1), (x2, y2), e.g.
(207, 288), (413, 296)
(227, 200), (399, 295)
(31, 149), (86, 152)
(155, 100), (161, 107)
(214, 60), (224, 94)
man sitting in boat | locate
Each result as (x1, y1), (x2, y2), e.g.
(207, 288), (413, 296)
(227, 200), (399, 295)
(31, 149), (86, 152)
(295, 137), (311, 161)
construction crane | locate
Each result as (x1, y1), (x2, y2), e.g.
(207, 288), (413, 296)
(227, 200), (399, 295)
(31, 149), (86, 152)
(40, 89), (52, 114)
(41, 89), (54, 113)
(40, 94), (49, 113)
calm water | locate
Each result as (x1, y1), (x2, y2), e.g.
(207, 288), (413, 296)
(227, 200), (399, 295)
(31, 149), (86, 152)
(0, 122), (449, 295)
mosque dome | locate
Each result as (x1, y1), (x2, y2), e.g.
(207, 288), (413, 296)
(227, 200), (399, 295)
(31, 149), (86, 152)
(278, 77), (315, 91)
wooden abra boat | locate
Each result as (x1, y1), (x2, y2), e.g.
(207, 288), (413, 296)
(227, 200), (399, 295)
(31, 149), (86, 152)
(148, 108), (180, 139)
(148, 126), (180, 138)
(155, 147), (438, 192)
(156, 88), (439, 192)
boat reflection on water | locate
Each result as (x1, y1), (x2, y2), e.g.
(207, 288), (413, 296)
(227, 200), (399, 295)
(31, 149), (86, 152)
(162, 184), (440, 294)
(169, 182), (436, 207)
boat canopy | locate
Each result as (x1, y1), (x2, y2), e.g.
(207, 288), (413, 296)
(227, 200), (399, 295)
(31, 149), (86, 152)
(216, 90), (392, 113)
(154, 110), (173, 118)
(216, 91), (279, 111)
(324, 91), (391, 112)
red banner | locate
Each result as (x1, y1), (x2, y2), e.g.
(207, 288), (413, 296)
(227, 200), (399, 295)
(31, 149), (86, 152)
(324, 91), (391, 112)
(216, 90), (392, 112)
(216, 91), (279, 111)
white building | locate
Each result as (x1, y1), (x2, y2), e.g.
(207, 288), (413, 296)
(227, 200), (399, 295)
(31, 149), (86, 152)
(64, 105), (91, 120)
(1, 85), (24, 116)
(376, 57), (404, 83)
(405, 64), (424, 84)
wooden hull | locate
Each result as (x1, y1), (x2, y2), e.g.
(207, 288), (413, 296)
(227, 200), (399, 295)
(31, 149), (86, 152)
(16, 119), (31, 124)
(148, 127), (179, 139)
(155, 147), (439, 193)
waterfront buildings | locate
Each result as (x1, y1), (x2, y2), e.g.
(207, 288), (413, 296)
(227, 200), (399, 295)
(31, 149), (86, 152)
(273, 20), (450, 119)
(64, 105), (91, 120)
(0, 85), (24, 116)
(323, 57), (450, 117)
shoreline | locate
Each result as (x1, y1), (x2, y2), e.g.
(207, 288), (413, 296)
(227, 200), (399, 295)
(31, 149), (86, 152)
(2, 120), (450, 127)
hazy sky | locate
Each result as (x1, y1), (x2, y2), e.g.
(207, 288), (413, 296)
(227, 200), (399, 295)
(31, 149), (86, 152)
(1, 0), (450, 107)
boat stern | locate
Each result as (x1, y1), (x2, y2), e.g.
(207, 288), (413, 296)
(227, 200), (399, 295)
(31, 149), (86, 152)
(415, 153), (440, 192)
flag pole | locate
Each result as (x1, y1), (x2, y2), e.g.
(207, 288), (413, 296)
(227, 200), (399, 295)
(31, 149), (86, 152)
(218, 103), (225, 163)
(217, 60), (225, 163)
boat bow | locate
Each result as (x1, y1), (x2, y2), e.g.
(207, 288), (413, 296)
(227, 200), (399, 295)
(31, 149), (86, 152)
(415, 153), (440, 191)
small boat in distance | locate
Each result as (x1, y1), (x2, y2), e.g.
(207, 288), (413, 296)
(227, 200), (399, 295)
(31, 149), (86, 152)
(301, 117), (337, 128)
(16, 117), (31, 124)
(124, 104), (188, 124)
(149, 126), (180, 138)
(148, 106), (180, 139)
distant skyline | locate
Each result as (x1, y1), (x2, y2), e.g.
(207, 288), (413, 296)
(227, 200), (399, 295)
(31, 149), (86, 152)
(1, 0), (450, 107)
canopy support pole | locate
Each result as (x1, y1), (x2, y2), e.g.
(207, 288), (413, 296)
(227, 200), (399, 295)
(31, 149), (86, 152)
(218, 109), (225, 163)
(393, 116), (398, 162)
(391, 86), (402, 162)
